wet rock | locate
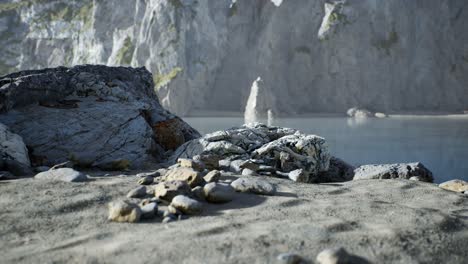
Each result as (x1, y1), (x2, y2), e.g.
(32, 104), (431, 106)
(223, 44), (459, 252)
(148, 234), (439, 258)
(34, 168), (87, 182)
(178, 158), (204, 171)
(154, 180), (192, 202)
(231, 178), (276, 195)
(163, 167), (203, 188)
(140, 202), (158, 219)
(203, 170), (221, 183)
(127, 186), (147, 198)
(316, 247), (351, 264)
(138, 175), (154, 185)
(439, 179), (468, 193)
(203, 182), (236, 203)
(170, 195), (203, 215)
(353, 162), (433, 182)
(108, 200), (142, 223)
(277, 253), (304, 264)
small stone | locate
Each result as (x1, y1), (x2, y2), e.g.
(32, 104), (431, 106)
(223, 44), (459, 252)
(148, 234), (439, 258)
(242, 168), (257, 176)
(277, 253), (304, 264)
(191, 186), (205, 201)
(163, 167), (203, 188)
(140, 202), (158, 219)
(34, 166), (50, 172)
(178, 158), (204, 171)
(204, 170), (221, 183)
(170, 195), (203, 215)
(289, 169), (309, 183)
(316, 247), (351, 264)
(34, 168), (87, 182)
(231, 178), (276, 195)
(127, 186), (147, 198)
(108, 200), (141, 223)
(218, 159), (231, 170)
(138, 175), (154, 185)
(439, 179), (468, 193)
(203, 182), (236, 203)
(154, 180), (192, 202)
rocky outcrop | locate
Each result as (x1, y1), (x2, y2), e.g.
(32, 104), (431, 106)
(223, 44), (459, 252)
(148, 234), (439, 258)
(353, 162), (434, 182)
(1, 0), (467, 115)
(0, 65), (200, 169)
(244, 77), (276, 123)
(0, 122), (32, 176)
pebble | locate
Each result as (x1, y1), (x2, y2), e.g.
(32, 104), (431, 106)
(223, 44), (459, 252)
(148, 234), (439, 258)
(108, 200), (142, 223)
(154, 180), (192, 202)
(126, 186), (147, 198)
(137, 175), (154, 185)
(203, 170), (221, 183)
(316, 247), (351, 264)
(140, 202), (158, 219)
(277, 253), (304, 264)
(170, 195), (203, 215)
(203, 182), (236, 203)
(231, 178), (276, 195)
(34, 168), (87, 182)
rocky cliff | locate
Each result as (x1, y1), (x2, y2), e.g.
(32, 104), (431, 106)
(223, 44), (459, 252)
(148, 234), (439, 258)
(1, 0), (467, 115)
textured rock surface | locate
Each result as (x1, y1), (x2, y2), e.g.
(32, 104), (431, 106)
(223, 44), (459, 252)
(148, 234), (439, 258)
(1, 0), (467, 115)
(34, 168), (87, 182)
(439, 179), (468, 193)
(108, 200), (141, 223)
(0, 122), (30, 168)
(231, 178), (276, 195)
(0, 65), (200, 169)
(244, 77), (276, 123)
(170, 195), (203, 215)
(203, 182), (236, 203)
(154, 180), (192, 202)
(353, 162), (434, 182)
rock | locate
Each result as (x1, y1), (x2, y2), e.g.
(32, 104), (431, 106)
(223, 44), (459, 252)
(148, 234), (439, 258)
(409, 176), (423, 181)
(239, 160), (260, 171)
(218, 159), (231, 171)
(244, 77), (277, 123)
(34, 168), (87, 182)
(137, 175), (154, 185)
(191, 186), (205, 201)
(375, 112), (387, 118)
(162, 216), (176, 223)
(353, 162), (434, 182)
(231, 178), (276, 195)
(177, 158), (203, 171)
(0, 123), (31, 169)
(316, 247), (351, 264)
(140, 202), (158, 219)
(0, 171), (16, 180)
(277, 253), (304, 264)
(34, 166), (50, 172)
(154, 180), (192, 202)
(136, 171), (161, 178)
(126, 186), (147, 198)
(167, 205), (182, 215)
(316, 157), (355, 183)
(193, 154), (220, 170)
(242, 168), (257, 176)
(0, 65), (200, 169)
(163, 167), (203, 188)
(288, 169), (309, 183)
(347, 108), (373, 118)
(170, 195), (203, 215)
(203, 183), (236, 203)
(229, 160), (245, 173)
(3, 159), (34, 177)
(108, 200), (142, 223)
(203, 170), (221, 183)
(439, 180), (468, 193)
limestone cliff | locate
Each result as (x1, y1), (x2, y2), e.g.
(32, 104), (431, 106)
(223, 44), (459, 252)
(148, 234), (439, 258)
(1, 0), (467, 115)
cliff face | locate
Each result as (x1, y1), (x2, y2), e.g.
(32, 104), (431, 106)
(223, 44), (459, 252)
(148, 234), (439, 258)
(1, 0), (468, 115)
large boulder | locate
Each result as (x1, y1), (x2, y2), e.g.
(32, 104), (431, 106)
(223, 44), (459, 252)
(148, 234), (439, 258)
(353, 162), (434, 183)
(0, 65), (200, 169)
(244, 77), (277, 123)
(0, 122), (32, 176)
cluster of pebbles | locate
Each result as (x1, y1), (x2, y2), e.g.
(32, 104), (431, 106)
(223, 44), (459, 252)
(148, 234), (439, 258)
(108, 157), (276, 223)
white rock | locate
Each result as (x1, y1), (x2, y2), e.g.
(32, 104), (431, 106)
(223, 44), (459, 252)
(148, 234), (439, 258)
(34, 168), (87, 182)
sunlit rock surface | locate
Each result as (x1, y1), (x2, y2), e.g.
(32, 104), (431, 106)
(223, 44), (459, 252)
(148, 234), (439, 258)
(1, 0), (467, 115)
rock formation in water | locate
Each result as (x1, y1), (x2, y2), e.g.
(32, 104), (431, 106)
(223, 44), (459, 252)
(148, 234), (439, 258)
(244, 77), (276, 123)
(0, 65), (200, 171)
(1, 0), (468, 115)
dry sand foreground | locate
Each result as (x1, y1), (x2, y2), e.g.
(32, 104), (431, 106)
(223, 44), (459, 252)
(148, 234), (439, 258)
(1, 174), (467, 264)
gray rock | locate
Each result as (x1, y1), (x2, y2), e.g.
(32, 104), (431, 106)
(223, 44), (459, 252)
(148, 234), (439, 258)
(170, 195), (203, 215)
(177, 158), (204, 171)
(34, 168), (87, 182)
(231, 178), (276, 195)
(126, 186), (147, 198)
(193, 154), (220, 170)
(154, 180), (192, 202)
(3, 159), (34, 177)
(136, 171), (161, 178)
(439, 179), (468, 193)
(0, 171), (16, 180)
(191, 186), (205, 201)
(167, 205), (182, 216)
(353, 162), (434, 182)
(137, 175), (154, 185)
(229, 160), (245, 173)
(203, 170), (221, 183)
(239, 160), (260, 171)
(277, 253), (304, 264)
(242, 168), (257, 176)
(218, 159), (231, 171)
(0, 65), (200, 169)
(203, 182), (236, 203)
(244, 77), (277, 123)
(108, 200), (141, 223)
(140, 202), (158, 219)
(316, 157), (355, 183)
(0, 123), (31, 171)
(316, 247), (351, 264)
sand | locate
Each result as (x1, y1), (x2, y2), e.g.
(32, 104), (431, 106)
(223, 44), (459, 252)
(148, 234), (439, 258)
(1, 173), (467, 264)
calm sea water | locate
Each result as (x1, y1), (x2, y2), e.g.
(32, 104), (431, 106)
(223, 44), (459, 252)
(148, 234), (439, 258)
(184, 116), (468, 183)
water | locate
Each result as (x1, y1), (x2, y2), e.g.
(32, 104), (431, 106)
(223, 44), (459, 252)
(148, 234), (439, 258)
(184, 116), (468, 183)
